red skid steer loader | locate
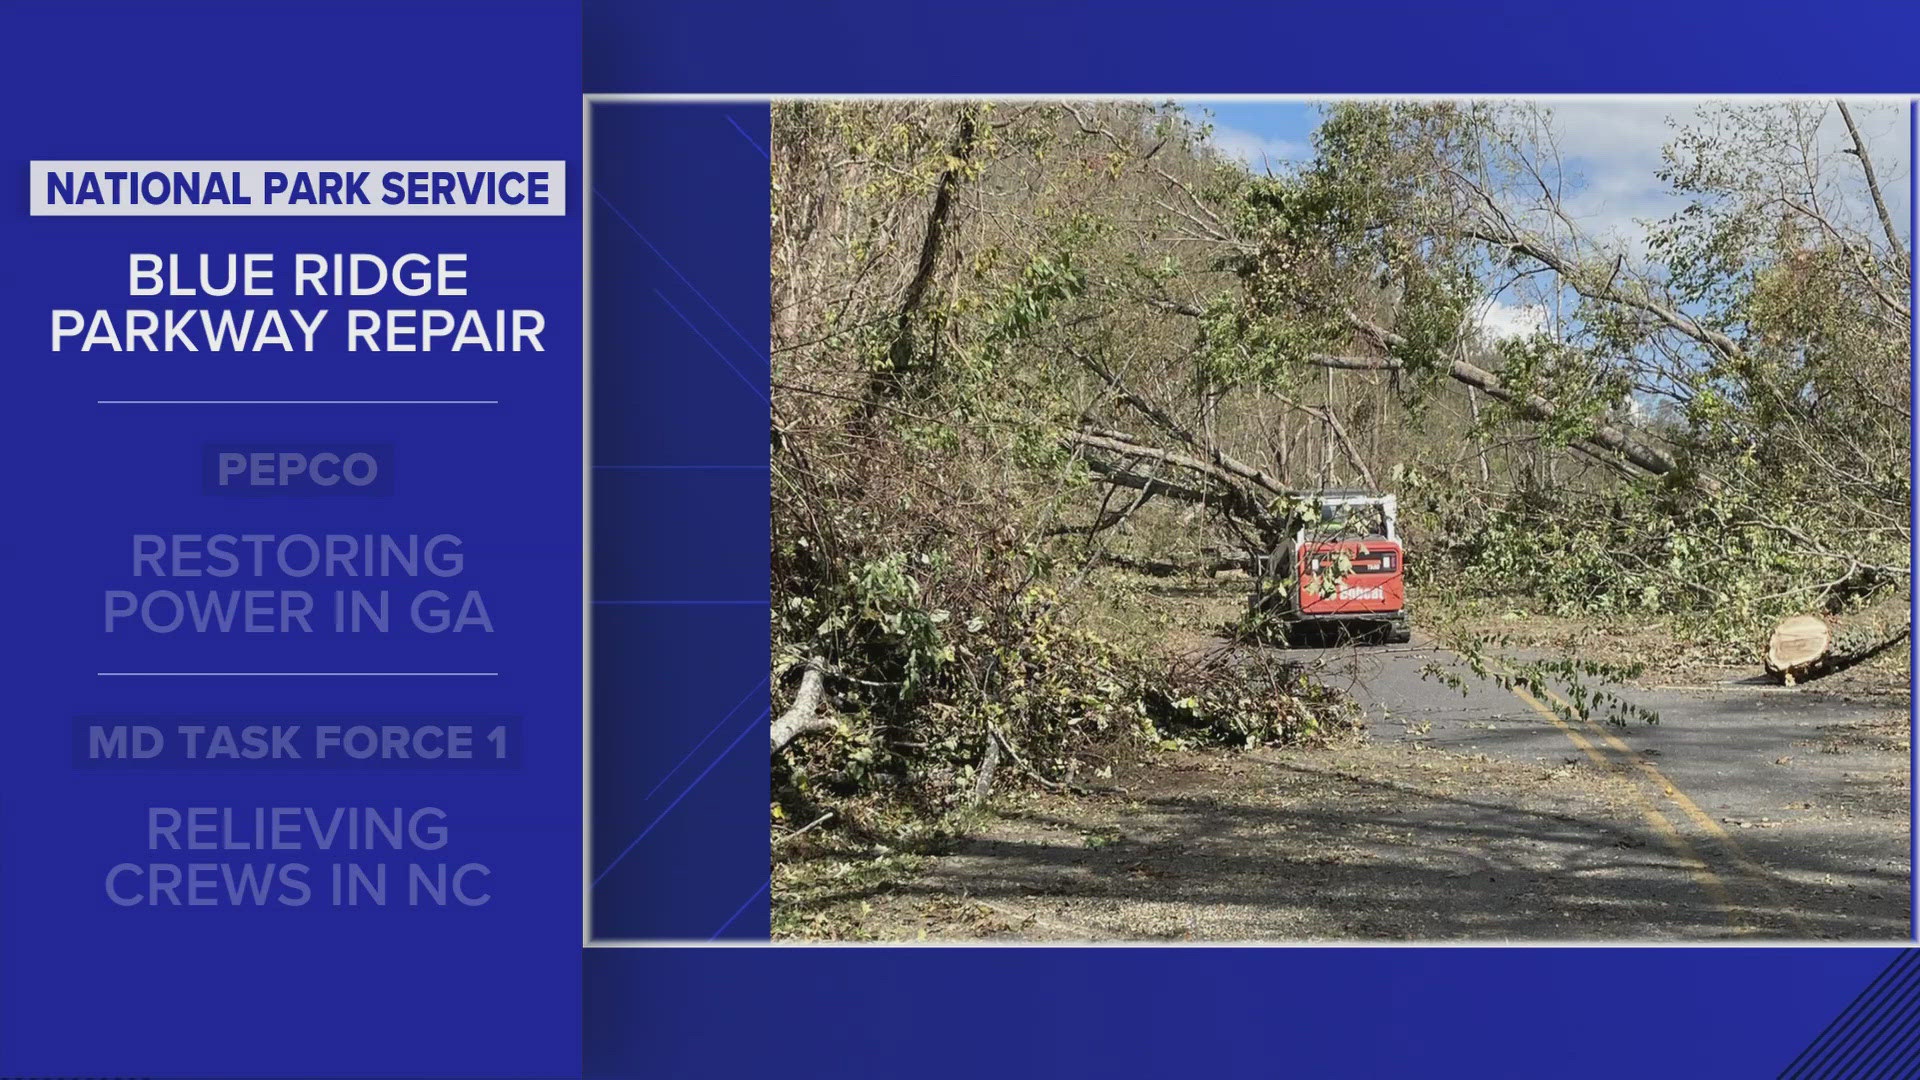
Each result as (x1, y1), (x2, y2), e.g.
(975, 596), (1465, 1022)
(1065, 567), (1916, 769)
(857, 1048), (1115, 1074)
(1251, 490), (1412, 645)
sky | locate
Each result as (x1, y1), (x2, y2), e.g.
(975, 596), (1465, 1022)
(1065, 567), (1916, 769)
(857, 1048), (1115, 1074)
(1181, 98), (1912, 340)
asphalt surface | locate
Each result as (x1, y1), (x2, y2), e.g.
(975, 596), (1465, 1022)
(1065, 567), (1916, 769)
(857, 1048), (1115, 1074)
(1271, 636), (1912, 939)
(862, 634), (1910, 942)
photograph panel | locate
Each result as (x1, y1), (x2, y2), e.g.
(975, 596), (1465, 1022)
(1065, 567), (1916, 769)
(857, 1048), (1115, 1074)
(768, 98), (1911, 941)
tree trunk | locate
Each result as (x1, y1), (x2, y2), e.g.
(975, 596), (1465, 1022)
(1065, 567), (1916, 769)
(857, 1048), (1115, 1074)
(1095, 550), (1252, 577)
(1466, 385), (1491, 484)
(1764, 598), (1911, 685)
(864, 109), (977, 412)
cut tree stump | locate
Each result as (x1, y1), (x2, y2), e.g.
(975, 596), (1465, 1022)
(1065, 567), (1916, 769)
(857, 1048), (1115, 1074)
(1764, 598), (1911, 685)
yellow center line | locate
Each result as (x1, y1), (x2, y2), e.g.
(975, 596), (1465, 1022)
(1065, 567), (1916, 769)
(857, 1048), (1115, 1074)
(1531, 683), (1813, 938)
(1504, 682), (1748, 935)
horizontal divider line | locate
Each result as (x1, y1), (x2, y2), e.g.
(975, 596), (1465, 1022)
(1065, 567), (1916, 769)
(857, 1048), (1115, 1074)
(98, 399), (500, 405)
(591, 600), (767, 606)
(97, 664), (499, 672)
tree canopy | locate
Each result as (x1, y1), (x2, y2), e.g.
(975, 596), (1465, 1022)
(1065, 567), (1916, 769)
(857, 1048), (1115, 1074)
(770, 99), (1911, 834)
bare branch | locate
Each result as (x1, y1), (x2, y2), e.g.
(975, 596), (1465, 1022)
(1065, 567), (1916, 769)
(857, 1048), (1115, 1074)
(1835, 99), (1905, 258)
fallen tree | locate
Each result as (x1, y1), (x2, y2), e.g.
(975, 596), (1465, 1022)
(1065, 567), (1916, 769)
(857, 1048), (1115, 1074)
(1095, 550), (1254, 577)
(771, 657), (837, 752)
(1144, 298), (1691, 483)
(1764, 596), (1911, 685)
(1066, 427), (1290, 547)
(1339, 313), (1690, 482)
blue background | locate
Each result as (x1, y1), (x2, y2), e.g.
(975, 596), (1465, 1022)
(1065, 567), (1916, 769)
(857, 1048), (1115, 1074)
(588, 101), (770, 941)
(582, 0), (1920, 94)
(1, 2), (581, 1076)
(585, 947), (1903, 1078)
(0, 0), (1912, 1076)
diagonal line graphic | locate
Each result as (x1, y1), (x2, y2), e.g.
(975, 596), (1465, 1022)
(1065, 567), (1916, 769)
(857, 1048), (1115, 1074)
(1813, 956), (1920, 1079)
(1783, 952), (1914, 1077)
(1783, 950), (1920, 1078)
(1846, 999), (1920, 1080)
(1810, 958), (1920, 1079)
(592, 707), (768, 889)
(1863, 1010), (1920, 1079)
(710, 877), (772, 940)
(645, 675), (771, 800)
(1789, 955), (1917, 1079)
(654, 288), (769, 404)
(594, 187), (769, 363)
(726, 114), (769, 161)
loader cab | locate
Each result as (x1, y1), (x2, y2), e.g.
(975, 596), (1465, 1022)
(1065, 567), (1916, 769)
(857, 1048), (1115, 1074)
(1299, 491), (1398, 546)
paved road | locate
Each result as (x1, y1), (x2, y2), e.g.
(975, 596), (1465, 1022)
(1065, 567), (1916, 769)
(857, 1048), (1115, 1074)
(1276, 635), (1911, 939)
(855, 635), (1909, 942)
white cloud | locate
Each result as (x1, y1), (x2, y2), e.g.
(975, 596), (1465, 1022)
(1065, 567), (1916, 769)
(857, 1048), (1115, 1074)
(1515, 99), (1910, 258)
(1206, 122), (1307, 171)
(1475, 298), (1548, 341)
(1483, 100), (1699, 257)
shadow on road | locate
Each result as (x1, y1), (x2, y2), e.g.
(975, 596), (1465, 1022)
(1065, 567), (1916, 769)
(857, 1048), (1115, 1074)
(806, 741), (1906, 941)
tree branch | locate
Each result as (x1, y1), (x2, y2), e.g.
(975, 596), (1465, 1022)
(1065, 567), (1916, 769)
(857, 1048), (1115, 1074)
(771, 658), (838, 753)
(1835, 99), (1904, 258)
(1344, 312), (1690, 482)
